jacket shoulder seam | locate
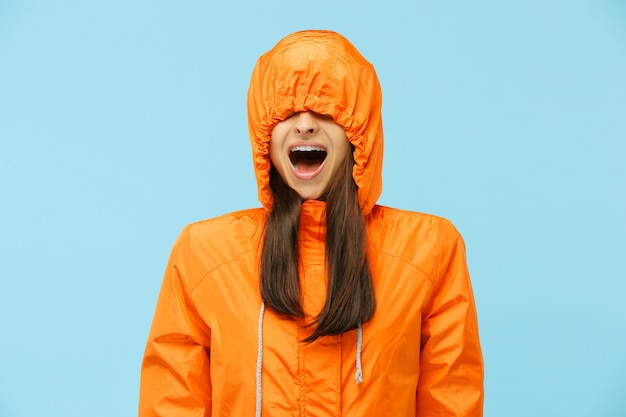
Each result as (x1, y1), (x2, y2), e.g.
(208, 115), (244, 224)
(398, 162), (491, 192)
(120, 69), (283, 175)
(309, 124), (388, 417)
(186, 209), (264, 293)
(369, 245), (435, 288)
(190, 248), (257, 293)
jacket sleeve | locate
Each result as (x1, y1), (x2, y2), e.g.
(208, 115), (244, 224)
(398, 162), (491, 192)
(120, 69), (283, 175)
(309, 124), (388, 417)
(139, 226), (213, 417)
(416, 218), (484, 416)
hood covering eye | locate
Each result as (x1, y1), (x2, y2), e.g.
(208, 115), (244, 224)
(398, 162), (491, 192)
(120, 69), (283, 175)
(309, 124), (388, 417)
(247, 30), (384, 215)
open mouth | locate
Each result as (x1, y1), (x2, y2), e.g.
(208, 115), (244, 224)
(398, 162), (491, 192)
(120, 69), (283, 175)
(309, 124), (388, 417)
(289, 145), (327, 175)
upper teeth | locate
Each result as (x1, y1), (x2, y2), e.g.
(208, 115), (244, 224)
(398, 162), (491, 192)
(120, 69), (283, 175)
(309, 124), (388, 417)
(291, 145), (325, 152)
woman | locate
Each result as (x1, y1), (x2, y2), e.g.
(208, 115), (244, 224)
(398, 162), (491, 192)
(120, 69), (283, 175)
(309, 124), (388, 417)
(140, 30), (483, 416)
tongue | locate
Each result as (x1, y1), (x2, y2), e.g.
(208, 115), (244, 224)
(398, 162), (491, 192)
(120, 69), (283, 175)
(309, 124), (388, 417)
(296, 159), (322, 174)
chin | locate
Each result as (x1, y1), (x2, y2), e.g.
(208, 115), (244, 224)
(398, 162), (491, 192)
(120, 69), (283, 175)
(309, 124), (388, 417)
(296, 190), (323, 201)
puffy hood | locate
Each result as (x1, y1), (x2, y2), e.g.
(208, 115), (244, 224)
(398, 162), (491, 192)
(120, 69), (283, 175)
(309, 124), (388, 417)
(247, 30), (384, 215)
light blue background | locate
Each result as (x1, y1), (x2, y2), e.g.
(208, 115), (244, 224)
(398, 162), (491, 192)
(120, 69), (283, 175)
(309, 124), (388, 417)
(1, 0), (625, 416)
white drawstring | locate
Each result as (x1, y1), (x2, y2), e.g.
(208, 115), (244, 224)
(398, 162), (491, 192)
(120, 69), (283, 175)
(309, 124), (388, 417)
(355, 323), (363, 384)
(255, 302), (266, 417)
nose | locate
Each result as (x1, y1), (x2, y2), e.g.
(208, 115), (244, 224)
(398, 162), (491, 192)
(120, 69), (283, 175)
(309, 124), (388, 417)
(292, 111), (319, 136)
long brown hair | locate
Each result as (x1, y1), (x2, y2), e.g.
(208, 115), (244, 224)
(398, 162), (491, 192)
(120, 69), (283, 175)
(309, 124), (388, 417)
(260, 149), (376, 342)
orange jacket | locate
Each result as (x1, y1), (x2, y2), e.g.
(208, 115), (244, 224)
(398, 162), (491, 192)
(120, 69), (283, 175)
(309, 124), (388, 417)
(140, 31), (483, 416)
